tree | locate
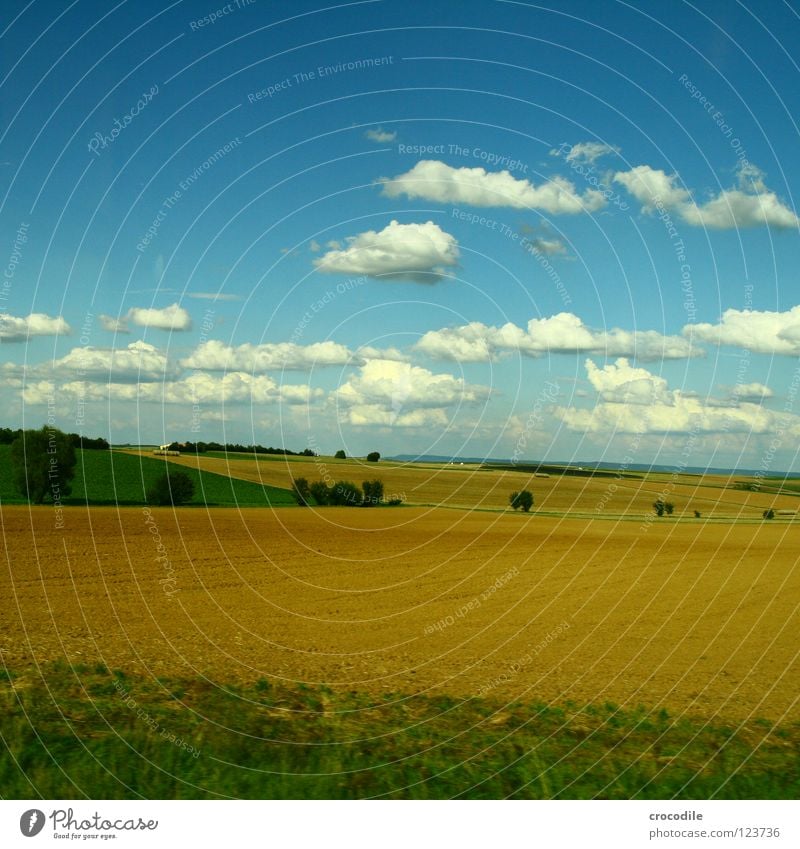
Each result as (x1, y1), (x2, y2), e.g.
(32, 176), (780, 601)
(291, 477), (312, 506)
(329, 481), (362, 506)
(362, 479), (384, 506)
(763, 508), (775, 520)
(309, 481), (331, 506)
(664, 502), (674, 515)
(510, 490), (534, 512)
(694, 510), (701, 518)
(366, 451), (380, 463)
(11, 427), (77, 504)
(334, 450), (346, 460)
(147, 470), (195, 506)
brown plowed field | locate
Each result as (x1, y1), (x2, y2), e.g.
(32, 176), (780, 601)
(129, 450), (799, 517)
(2, 504), (798, 722)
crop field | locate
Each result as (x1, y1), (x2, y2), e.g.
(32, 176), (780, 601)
(1, 497), (799, 798)
(124, 448), (800, 519)
(2, 457), (799, 799)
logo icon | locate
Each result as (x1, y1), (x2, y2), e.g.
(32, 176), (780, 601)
(19, 809), (46, 837)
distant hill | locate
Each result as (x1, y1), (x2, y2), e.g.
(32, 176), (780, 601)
(388, 454), (800, 478)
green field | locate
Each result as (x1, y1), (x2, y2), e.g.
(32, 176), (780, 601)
(1, 664), (795, 799)
(0, 446), (294, 507)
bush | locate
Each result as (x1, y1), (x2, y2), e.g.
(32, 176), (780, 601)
(366, 452), (380, 463)
(309, 481), (331, 506)
(329, 481), (362, 506)
(653, 499), (674, 517)
(509, 490), (534, 512)
(362, 479), (384, 506)
(291, 477), (312, 506)
(147, 470), (195, 506)
(11, 426), (77, 504)
(334, 450), (346, 460)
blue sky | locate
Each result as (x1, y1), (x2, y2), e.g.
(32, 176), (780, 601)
(2, 0), (800, 470)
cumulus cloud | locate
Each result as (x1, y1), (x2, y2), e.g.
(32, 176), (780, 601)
(730, 382), (774, 400)
(49, 372), (323, 407)
(614, 163), (800, 229)
(51, 340), (170, 382)
(365, 127), (397, 143)
(379, 160), (606, 213)
(334, 359), (491, 427)
(0, 313), (70, 340)
(686, 305), (800, 354)
(99, 314), (129, 333)
(313, 220), (459, 283)
(525, 236), (568, 256)
(556, 358), (797, 435)
(180, 339), (354, 371)
(127, 302), (192, 330)
(415, 313), (701, 362)
(551, 141), (620, 164)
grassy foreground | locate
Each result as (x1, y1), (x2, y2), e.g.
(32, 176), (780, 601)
(0, 446), (294, 507)
(1, 664), (796, 799)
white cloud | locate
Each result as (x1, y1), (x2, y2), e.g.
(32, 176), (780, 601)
(730, 382), (774, 400)
(99, 314), (129, 333)
(415, 313), (701, 362)
(556, 358), (798, 435)
(52, 340), (170, 381)
(309, 240), (321, 252)
(687, 305), (800, 354)
(584, 358), (673, 404)
(614, 163), (800, 229)
(354, 345), (410, 362)
(127, 302), (192, 330)
(313, 220), (459, 283)
(379, 160), (606, 213)
(365, 127), (397, 143)
(181, 339), (354, 371)
(0, 313), (70, 340)
(551, 141), (620, 164)
(52, 372), (323, 407)
(334, 359), (490, 427)
(525, 236), (568, 256)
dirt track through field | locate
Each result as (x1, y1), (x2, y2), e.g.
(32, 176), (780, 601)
(2, 505), (798, 722)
